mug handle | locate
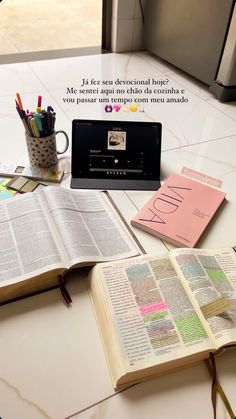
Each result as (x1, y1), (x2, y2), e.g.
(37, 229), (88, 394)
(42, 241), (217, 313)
(55, 130), (69, 154)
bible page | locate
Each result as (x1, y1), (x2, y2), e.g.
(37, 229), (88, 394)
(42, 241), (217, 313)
(0, 193), (65, 287)
(171, 247), (236, 348)
(90, 254), (214, 377)
(41, 187), (139, 267)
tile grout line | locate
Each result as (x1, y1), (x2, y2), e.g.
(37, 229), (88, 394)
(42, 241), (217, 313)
(161, 134), (236, 154)
(204, 99), (236, 123)
(123, 52), (236, 125)
(138, 53), (236, 123)
(64, 384), (137, 419)
(26, 61), (73, 124)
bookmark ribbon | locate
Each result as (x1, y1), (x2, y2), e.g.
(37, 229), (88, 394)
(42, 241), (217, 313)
(58, 274), (72, 305)
(206, 352), (236, 419)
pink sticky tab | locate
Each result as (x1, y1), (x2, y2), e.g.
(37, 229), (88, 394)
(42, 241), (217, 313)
(181, 167), (223, 188)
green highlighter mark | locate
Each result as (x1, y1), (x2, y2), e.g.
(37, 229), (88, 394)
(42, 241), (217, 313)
(206, 268), (227, 281)
(175, 314), (208, 344)
(143, 311), (168, 322)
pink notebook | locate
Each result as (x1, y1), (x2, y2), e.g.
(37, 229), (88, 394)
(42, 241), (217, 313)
(131, 173), (226, 247)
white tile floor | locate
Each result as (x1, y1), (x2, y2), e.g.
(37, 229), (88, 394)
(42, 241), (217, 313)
(0, 51), (236, 419)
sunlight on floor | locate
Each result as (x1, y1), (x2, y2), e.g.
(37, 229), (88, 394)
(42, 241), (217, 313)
(0, 0), (102, 55)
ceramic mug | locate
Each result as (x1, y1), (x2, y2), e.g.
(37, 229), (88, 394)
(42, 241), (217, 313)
(25, 130), (69, 167)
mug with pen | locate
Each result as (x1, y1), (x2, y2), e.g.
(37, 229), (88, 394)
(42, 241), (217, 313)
(16, 93), (69, 168)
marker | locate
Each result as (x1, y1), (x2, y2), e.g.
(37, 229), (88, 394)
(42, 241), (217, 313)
(37, 95), (42, 108)
(30, 118), (40, 138)
(16, 106), (31, 135)
(40, 110), (46, 134)
(15, 94), (56, 138)
(34, 112), (43, 132)
(36, 96), (42, 113)
(46, 111), (53, 134)
(26, 115), (33, 136)
(16, 93), (23, 110)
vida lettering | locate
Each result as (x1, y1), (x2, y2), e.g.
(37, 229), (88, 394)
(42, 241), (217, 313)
(139, 184), (192, 223)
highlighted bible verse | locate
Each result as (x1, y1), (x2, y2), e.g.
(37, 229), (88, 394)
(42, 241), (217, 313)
(63, 77), (189, 111)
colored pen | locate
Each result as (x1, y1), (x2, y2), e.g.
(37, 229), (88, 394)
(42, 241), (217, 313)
(47, 111), (53, 133)
(30, 118), (40, 138)
(52, 114), (56, 130)
(26, 115), (33, 136)
(37, 95), (42, 108)
(40, 110), (47, 134)
(34, 112), (43, 133)
(16, 93), (23, 110)
(15, 94), (56, 138)
(16, 106), (31, 135)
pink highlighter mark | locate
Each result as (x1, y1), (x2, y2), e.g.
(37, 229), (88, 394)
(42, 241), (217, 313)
(139, 301), (168, 315)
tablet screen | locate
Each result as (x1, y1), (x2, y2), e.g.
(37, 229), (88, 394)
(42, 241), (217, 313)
(72, 120), (162, 183)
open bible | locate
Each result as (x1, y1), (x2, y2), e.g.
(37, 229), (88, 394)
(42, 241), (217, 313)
(0, 187), (140, 303)
(89, 247), (236, 390)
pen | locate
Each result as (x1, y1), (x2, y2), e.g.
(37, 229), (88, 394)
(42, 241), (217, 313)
(16, 106), (31, 135)
(40, 114), (47, 137)
(36, 96), (42, 114)
(34, 112), (43, 133)
(47, 106), (56, 134)
(47, 111), (53, 133)
(16, 93), (23, 110)
(26, 115), (33, 136)
(15, 94), (56, 138)
(52, 114), (56, 130)
(41, 110), (49, 136)
(30, 118), (40, 138)
(37, 95), (42, 108)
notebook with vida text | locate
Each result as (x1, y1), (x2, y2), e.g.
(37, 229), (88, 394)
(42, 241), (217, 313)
(71, 119), (162, 190)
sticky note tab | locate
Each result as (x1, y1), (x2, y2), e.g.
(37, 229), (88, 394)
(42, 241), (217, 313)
(200, 296), (229, 319)
(181, 167), (223, 188)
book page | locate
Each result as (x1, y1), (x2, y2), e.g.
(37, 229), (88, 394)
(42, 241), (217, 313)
(170, 248), (236, 348)
(0, 193), (65, 286)
(41, 187), (139, 266)
(91, 254), (214, 376)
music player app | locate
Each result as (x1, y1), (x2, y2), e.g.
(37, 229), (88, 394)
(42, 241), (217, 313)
(72, 120), (161, 181)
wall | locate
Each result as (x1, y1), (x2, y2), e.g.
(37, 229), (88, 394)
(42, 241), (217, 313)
(111, 0), (146, 52)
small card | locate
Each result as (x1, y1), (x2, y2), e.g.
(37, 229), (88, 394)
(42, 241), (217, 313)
(6, 176), (47, 193)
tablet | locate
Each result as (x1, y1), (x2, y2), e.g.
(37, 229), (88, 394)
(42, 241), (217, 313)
(71, 119), (162, 190)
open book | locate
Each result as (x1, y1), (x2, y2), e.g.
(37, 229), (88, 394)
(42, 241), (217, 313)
(89, 247), (236, 390)
(0, 187), (140, 303)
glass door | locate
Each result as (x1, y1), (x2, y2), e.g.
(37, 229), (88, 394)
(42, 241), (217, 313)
(0, 0), (104, 62)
